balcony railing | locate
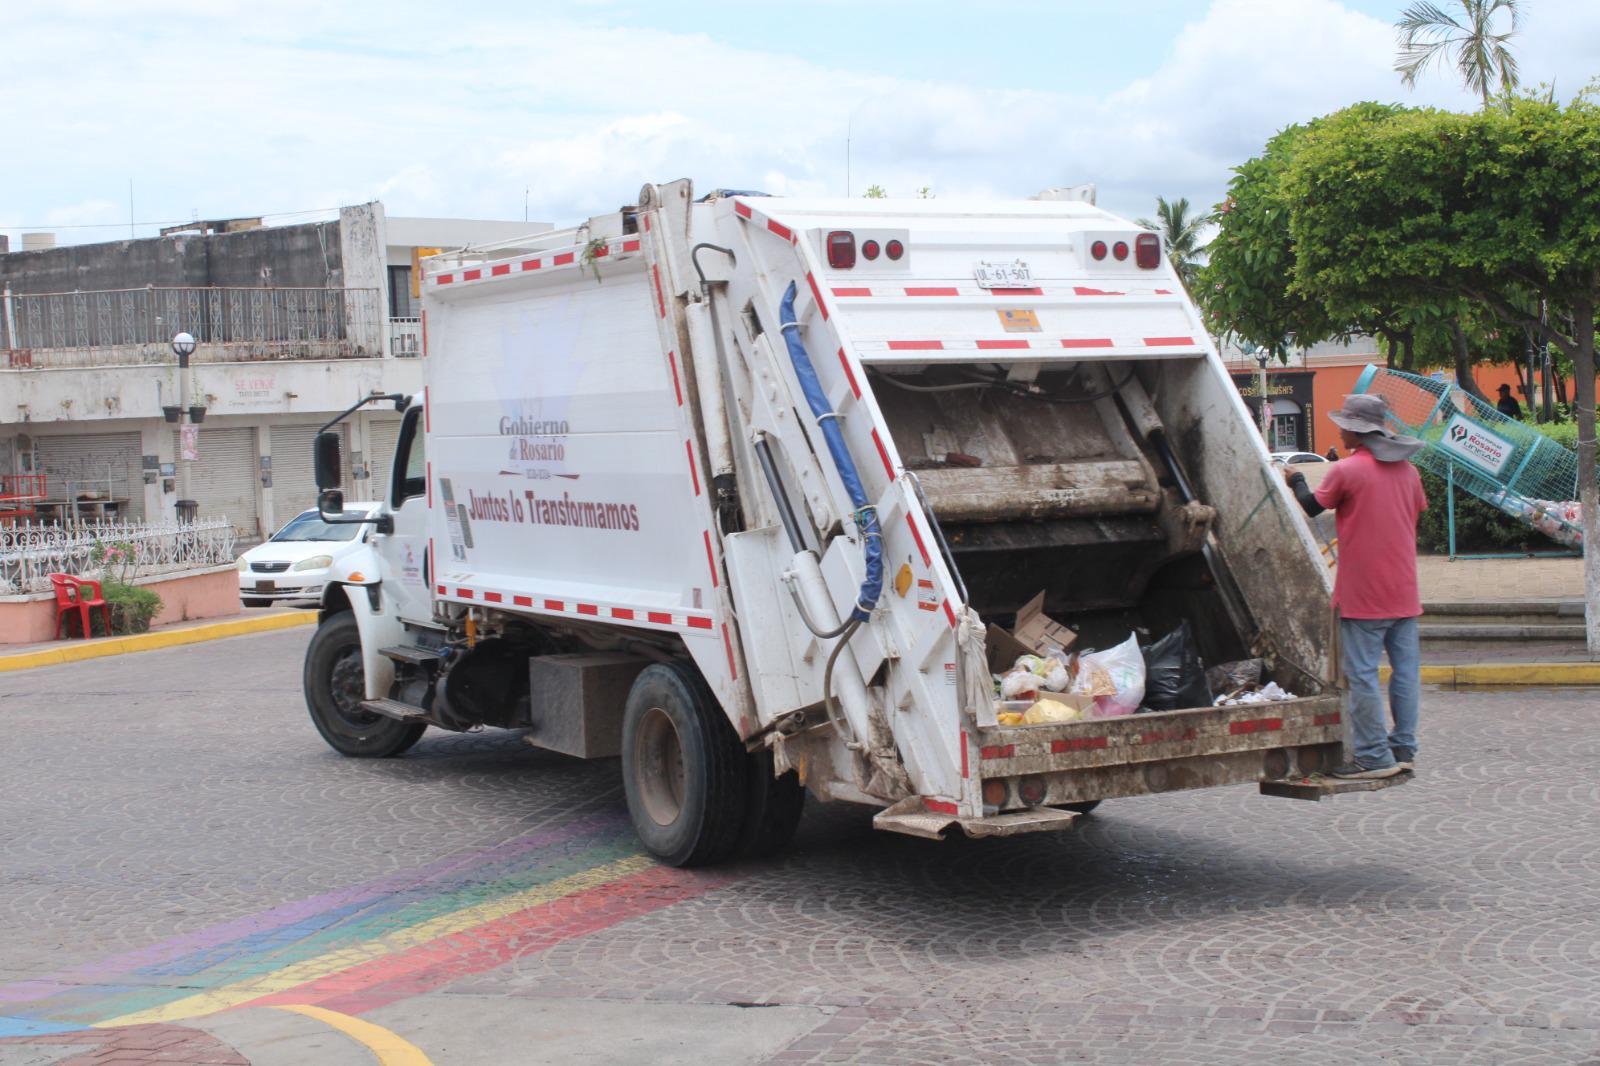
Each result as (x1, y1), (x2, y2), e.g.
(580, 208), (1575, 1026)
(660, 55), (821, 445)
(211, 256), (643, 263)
(389, 317), (422, 357)
(2, 286), (384, 369)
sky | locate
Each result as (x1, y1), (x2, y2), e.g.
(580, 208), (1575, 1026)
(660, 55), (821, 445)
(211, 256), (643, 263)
(3, 0), (1598, 248)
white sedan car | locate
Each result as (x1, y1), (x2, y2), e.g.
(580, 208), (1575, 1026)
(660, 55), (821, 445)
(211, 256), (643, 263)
(238, 503), (378, 607)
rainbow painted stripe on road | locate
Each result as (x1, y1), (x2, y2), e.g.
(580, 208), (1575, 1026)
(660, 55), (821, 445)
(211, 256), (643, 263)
(0, 810), (736, 1033)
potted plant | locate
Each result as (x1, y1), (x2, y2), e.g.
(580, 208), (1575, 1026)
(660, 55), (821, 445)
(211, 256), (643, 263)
(162, 405), (182, 423)
(188, 405), (207, 423)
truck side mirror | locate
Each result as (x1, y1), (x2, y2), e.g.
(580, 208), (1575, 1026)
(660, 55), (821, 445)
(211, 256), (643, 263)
(314, 431), (343, 490)
(318, 488), (345, 517)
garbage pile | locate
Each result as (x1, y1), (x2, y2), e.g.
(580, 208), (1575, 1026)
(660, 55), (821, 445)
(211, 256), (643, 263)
(989, 602), (1299, 725)
(1487, 488), (1582, 549)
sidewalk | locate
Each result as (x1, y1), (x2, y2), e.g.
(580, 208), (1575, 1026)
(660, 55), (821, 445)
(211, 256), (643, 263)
(1417, 554), (1582, 603)
(0, 606), (315, 672)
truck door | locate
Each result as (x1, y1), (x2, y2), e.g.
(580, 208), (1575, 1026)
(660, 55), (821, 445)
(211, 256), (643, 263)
(375, 405), (434, 626)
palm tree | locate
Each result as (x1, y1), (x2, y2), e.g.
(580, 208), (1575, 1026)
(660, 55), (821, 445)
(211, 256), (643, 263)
(1136, 196), (1208, 292)
(1395, 0), (1521, 108)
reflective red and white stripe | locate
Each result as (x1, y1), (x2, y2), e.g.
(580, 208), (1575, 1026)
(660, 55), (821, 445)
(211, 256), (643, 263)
(829, 285), (1178, 299)
(731, 199), (798, 245)
(429, 238), (643, 288)
(433, 584), (714, 631)
(857, 337), (1197, 352)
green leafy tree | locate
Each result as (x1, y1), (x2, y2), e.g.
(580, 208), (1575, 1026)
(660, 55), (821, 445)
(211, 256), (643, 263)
(1284, 92), (1600, 653)
(1395, 0), (1521, 107)
(863, 184), (887, 199)
(1136, 196), (1208, 292)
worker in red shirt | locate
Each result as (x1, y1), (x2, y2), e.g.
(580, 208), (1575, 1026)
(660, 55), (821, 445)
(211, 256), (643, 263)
(1284, 394), (1426, 780)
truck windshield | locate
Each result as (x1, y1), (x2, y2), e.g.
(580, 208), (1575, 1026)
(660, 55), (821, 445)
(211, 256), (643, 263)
(271, 509), (372, 542)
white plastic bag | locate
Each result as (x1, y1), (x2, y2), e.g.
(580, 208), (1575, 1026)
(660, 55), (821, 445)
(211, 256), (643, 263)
(1075, 634), (1145, 717)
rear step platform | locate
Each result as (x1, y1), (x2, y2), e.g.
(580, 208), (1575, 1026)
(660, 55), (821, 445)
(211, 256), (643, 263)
(379, 645), (445, 666)
(1259, 771), (1414, 801)
(360, 698), (430, 723)
(874, 797), (1080, 840)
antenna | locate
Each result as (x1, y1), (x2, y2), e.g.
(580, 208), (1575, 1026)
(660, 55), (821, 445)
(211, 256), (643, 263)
(128, 178), (135, 238)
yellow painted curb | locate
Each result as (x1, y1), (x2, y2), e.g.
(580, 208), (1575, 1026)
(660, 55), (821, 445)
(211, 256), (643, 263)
(1381, 662), (1600, 686)
(0, 611), (316, 673)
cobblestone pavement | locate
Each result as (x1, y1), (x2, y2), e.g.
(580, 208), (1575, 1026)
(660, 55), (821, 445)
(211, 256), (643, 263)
(1, 629), (1598, 1064)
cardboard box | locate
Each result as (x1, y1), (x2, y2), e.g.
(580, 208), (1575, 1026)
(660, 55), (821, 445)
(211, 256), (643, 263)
(1014, 591), (1077, 654)
(985, 590), (1077, 673)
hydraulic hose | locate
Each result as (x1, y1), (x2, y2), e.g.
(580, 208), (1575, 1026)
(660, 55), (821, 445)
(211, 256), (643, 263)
(777, 281), (883, 622)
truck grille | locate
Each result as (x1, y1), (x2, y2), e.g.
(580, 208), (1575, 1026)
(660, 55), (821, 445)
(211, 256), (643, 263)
(250, 561), (291, 573)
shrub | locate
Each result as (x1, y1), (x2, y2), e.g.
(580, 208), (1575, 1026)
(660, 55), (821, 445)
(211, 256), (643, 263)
(1415, 468), (1559, 555)
(101, 581), (162, 634)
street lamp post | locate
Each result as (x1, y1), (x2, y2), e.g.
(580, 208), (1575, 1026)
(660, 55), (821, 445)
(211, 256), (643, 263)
(171, 331), (198, 524)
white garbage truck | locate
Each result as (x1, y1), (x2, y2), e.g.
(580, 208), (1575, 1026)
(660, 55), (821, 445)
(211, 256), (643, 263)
(301, 180), (1402, 866)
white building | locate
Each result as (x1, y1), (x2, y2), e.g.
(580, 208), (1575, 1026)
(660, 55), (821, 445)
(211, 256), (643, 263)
(0, 204), (549, 541)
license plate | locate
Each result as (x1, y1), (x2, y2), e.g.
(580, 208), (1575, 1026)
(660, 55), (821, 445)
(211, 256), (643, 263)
(255, 580), (274, 591)
(974, 260), (1032, 289)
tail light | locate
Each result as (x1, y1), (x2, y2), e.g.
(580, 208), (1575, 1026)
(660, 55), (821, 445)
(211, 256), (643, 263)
(1090, 240), (1108, 261)
(1018, 776), (1047, 806)
(826, 231), (856, 269)
(981, 779), (1008, 809)
(1112, 241), (1129, 261)
(1135, 232), (1161, 269)
(885, 239), (905, 261)
(861, 239), (881, 260)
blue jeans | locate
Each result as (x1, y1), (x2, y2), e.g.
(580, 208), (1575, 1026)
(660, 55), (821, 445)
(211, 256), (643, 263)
(1339, 616), (1420, 768)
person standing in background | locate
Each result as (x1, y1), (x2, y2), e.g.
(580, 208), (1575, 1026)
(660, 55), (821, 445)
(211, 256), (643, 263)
(1284, 395), (1426, 780)
(1496, 383), (1524, 419)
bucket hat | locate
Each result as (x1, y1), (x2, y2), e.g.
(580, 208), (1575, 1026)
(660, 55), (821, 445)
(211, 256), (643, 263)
(1326, 394), (1424, 462)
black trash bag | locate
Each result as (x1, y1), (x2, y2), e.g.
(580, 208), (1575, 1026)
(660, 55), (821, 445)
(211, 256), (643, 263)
(1140, 620), (1212, 711)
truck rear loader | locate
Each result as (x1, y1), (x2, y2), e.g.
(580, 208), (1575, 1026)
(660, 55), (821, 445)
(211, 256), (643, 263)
(301, 180), (1404, 867)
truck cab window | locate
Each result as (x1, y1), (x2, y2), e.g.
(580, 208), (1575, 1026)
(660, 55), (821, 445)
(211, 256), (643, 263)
(390, 407), (426, 505)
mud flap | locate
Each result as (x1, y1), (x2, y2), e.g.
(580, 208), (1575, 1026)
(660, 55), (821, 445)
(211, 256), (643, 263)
(1259, 772), (1414, 801)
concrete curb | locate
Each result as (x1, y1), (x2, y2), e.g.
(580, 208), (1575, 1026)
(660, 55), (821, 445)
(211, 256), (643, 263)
(1381, 662), (1600, 687)
(0, 610), (316, 673)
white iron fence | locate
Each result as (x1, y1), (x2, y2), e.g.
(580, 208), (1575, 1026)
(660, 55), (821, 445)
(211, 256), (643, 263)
(0, 518), (236, 595)
(2, 286), (384, 368)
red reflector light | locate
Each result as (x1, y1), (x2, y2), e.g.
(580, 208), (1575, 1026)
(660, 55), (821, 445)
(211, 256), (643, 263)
(1090, 240), (1107, 261)
(861, 239), (881, 261)
(1018, 776), (1047, 806)
(885, 239), (905, 261)
(826, 231), (856, 269)
(981, 779), (1008, 808)
(1135, 232), (1161, 269)
(1112, 241), (1129, 261)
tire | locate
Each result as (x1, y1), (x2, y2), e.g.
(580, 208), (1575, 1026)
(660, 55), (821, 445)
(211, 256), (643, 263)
(738, 749), (805, 859)
(1058, 800), (1102, 815)
(241, 597), (270, 608)
(303, 611), (425, 758)
(621, 662), (748, 868)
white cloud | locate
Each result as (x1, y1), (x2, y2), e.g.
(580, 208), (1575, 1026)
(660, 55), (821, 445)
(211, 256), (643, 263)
(3, 0), (1597, 245)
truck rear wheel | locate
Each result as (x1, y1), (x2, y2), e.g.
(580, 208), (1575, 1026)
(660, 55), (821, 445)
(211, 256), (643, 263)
(303, 611), (425, 758)
(739, 750), (805, 858)
(621, 662), (747, 867)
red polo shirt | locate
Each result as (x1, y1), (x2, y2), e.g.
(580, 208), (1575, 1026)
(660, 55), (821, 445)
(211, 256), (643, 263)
(1314, 448), (1427, 619)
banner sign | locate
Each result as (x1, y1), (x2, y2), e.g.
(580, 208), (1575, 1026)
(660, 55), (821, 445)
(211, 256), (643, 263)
(1439, 412), (1512, 476)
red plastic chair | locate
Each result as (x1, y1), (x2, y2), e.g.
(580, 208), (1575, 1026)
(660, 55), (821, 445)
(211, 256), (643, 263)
(49, 574), (112, 640)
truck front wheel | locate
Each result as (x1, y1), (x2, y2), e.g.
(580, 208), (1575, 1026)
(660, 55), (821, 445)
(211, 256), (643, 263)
(303, 611), (425, 758)
(621, 662), (747, 867)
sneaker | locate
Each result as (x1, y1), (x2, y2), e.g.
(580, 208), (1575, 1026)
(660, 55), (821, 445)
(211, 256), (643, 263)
(1391, 747), (1415, 772)
(1328, 760), (1403, 780)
